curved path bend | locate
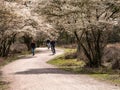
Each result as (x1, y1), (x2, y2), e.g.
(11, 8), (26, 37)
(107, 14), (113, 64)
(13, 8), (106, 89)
(1, 48), (120, 90)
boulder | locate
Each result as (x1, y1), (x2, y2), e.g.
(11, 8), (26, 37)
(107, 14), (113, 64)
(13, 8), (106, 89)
(102, 43), (120, 69)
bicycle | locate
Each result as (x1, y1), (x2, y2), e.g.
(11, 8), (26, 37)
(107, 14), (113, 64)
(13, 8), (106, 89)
(51, 46), (56, 54)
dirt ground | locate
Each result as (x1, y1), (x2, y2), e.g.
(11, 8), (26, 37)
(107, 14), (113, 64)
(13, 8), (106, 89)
(1, 48), (120, 90)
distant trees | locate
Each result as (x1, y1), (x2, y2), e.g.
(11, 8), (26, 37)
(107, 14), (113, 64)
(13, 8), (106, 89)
(108, 23), (120, 43)
(57, 30), (76, 45)
(36, 0), (120, 67)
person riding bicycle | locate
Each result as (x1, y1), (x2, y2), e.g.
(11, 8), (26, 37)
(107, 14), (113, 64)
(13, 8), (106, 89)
(46, 39), (51, 49)
(50, 39), (56, 54)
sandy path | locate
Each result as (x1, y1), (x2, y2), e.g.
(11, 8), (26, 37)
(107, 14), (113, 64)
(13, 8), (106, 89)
(1, 48), (120, 90)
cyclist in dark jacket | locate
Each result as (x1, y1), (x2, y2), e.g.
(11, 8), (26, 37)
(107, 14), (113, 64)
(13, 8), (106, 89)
(50, 40), (56, 54)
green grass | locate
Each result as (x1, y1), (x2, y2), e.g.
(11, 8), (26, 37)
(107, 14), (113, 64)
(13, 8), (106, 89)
(64, 48), (76, 53)
(47, 48), (85, 73)
(91, 73), (120, 85)
(0, 79), (9, 90)
(47, 58), (85, 74)
(48, 48), (120, 86)
(48, 58), (85, 68)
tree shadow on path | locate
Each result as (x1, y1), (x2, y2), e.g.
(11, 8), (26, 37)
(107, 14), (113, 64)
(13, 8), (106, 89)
(14, 68), (73, 75)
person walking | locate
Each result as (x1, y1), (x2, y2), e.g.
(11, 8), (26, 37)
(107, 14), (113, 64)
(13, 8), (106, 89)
(31, 40), (36, 56)
(50, 39), (56, 54)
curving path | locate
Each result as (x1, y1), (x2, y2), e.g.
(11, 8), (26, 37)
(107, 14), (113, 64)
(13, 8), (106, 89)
(1, 48), (120, 90)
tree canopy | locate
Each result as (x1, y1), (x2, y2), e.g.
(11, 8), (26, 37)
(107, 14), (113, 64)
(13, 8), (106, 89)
(36, 0), (120, 67)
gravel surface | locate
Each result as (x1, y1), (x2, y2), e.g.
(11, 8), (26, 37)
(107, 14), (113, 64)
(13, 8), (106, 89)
(1, 48), (120, 90)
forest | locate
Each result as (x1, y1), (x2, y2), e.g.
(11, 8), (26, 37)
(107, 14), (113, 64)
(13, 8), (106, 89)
(0, 0), (120, 89)
(0, 0), (119, 68)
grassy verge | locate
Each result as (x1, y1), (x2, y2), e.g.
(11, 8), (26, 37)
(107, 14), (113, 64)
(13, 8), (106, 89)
(0, 51), (31, 67)
(91, 73), (120, 85)
(47, 48), (120, 86)
(0, 78), (9, 90)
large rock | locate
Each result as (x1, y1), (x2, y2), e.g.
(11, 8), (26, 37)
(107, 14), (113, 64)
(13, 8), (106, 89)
(102, 43), (120, 69)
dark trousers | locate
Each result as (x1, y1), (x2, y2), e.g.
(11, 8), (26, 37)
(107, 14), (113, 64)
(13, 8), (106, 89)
(51, 46), (56, 54)
(31, 48), (35, 56)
